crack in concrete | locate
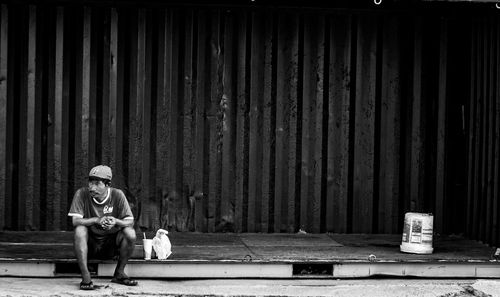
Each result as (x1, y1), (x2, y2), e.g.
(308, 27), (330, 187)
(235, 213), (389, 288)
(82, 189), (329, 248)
(463, 285), (493, 297)
(437, 285), (492, 297)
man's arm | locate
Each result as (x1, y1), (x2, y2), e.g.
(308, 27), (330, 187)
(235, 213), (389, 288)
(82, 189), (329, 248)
(72, 216), (106, 227)
(104, 217), (134, 229)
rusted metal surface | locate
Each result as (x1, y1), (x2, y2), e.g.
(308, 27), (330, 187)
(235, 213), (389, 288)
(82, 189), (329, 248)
(0, 3), (494, 247)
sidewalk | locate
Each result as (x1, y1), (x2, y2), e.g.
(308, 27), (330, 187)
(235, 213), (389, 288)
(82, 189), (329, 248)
(1, 277), (500, 297)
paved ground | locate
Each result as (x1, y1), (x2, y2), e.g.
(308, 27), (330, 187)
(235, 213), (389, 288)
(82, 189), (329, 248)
(1, 277), (500, 297)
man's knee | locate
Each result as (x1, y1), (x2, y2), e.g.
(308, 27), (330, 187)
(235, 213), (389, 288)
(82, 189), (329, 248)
(121, 227), (136, 244)
(74, 225), (88, 241)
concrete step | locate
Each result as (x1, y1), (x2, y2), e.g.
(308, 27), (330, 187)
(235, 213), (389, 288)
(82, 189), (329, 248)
(1, 232), (498, 278)
(3, 260), (500, 278)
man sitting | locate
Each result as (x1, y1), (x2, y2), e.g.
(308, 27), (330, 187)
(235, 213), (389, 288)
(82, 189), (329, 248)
(68, 165), (138, 290)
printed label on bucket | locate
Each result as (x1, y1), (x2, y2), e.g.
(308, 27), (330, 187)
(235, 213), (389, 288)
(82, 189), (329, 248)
(421, 228), (433, 244)
(410, 219), (422, 243)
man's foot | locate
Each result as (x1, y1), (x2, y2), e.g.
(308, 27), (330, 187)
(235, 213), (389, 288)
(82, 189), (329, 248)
(80, 281), (95, 290)
(112, 272), (138, 286)
(111, 276), (138, 286)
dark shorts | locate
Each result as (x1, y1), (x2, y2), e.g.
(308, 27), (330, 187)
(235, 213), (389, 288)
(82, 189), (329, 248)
(88, 231), (123, 260)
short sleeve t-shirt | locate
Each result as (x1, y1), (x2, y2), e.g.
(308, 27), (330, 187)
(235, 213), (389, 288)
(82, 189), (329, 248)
(68, 187), (134, 235)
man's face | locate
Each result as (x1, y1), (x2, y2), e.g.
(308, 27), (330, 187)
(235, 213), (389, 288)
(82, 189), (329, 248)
(88, 180), (107, 198)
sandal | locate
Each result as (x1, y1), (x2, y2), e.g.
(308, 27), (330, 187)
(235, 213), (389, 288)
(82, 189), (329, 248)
(80, 281), (95, 290)
(111, 277), (138, 286)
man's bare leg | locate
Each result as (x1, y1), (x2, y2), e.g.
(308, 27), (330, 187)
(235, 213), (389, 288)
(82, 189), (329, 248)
(113, 226), (136, 280)
(74, 225), (91, 284)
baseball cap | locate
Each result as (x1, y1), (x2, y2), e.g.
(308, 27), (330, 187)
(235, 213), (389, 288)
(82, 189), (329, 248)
(89, 165), (112, 180)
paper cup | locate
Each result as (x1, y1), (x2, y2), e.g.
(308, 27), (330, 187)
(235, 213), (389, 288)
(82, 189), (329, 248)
(143, 239), (153, 260)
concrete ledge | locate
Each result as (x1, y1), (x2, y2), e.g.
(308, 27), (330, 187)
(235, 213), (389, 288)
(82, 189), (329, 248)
(0, 262), (55, 277)
(332, 262), (500, 278)
(99, 263), (293, 278)
(3, 261), (500, 278)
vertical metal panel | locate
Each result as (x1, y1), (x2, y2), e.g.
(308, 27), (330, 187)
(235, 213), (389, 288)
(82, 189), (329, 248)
(26, 5), (37, 230)
(472, 20), (484, 238)
(493, 20), (500, 246)
(273, 12), (286, 233)
(60, 6), (74, 231)
(485, 18), (495, 244)
(220, 11), (236, 233)
(193, 9), (208, 232)
(466, 20), (478, 237)
(18, 5), (40, 230)
(46, 6), (63, 230)
(479, 20), (488, 241)
(286, 13), (299, 233)
(143, 8), (155, 224)
(311, 15), (325, 234)
(326, 14), (351, 233)
(378, 15), (400, 234)
(101, 8), (111, 166)
(274, 12), (299, 233)
(352, 15), (377, 233)
(0, 4), (7, 231)
(260, 12), (274, 233)
(155, 8), (169, 229)
(183, 10), (195, 232)
(127, 7), (141, 222)
(169, 8), (184, 231)
(113, 6), (126, 201)
(435, 18), (448, 234)
(154, 9), (165, 203)
(410, 17), (424, 214)
(107, 8), (118, 169)
(5, 3), (17, 231)
(88, 8), (98, 169)
(247, 11), (263, 232)
(300, 14), (311, 233)
(133, 8), (145, 225)
(300, 13), (325, 233)
(234, 11), (248, 232)
(77, 6), (91, 186)
(207, 10), (222, 233)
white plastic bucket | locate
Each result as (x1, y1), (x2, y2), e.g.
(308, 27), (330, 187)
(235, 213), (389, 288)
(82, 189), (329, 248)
(400, 212), (434, 254)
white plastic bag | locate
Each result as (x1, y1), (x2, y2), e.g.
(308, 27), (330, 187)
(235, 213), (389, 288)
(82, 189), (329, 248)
(152, 229), (172, 260)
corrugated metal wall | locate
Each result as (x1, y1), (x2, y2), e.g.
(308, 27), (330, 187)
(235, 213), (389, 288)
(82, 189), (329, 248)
(467, 17), (500, 247)
(0, 2), (481, 237)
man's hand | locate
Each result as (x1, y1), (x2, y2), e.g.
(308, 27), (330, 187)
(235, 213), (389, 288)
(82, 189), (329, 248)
(104, 216), (116, 229)
(98, 216), (116, 230)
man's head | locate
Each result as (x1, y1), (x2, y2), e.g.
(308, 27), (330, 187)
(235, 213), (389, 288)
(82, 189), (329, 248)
(88, 165), (112, 198)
